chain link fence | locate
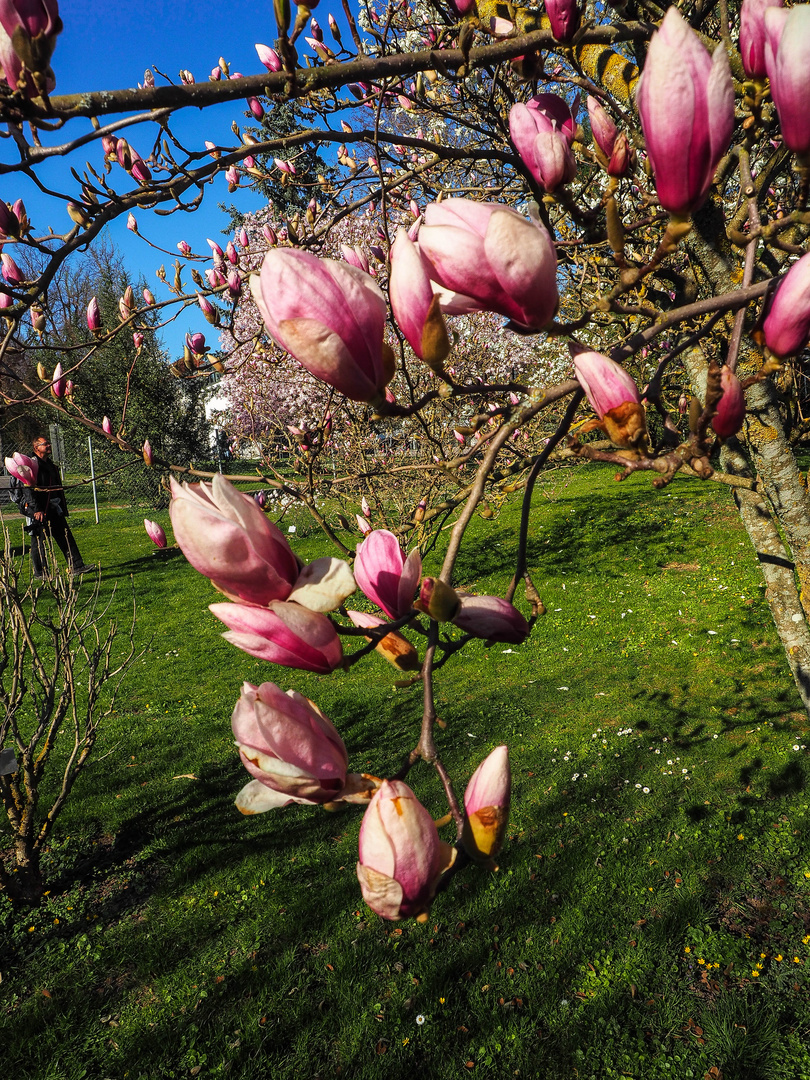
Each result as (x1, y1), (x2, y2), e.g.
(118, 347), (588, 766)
(0, 423), (167, 521)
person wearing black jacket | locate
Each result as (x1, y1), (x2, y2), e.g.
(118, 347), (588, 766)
(17, 436), (92, 580)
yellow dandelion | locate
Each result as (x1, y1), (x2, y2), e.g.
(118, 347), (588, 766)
(738, 834), (745, 841)
(714, 963), (721, 968)
(794, 957), (803, 964)
(403, 1038), (410, 1046)
(776, 955), (783, 962)
(803, 935), (810, 945)
(697, 959), (705, 965)
(439, 998), (445, 1004)
(751, 970), (760, 977)
(760, 953), (767, 959)
(684, 946), (691, 954)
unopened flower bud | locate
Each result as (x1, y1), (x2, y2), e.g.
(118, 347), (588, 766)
(416, 577), (460, 622)
(462, 746), (511, 867)
(256, 43), (282, 71)
(87, 296), (102, 333)
(712, 366), (746, 440)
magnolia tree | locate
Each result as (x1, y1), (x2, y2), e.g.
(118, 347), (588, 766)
(3, 0), (810, 919)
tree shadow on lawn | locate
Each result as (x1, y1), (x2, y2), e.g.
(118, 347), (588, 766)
(451, 480), (728, 588)
(4, 733), (807, 1080)
(4, 665), (809, 1079)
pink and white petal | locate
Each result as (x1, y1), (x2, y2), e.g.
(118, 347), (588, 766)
(288, 556), (356, 612)
(235, 779), (300, 814)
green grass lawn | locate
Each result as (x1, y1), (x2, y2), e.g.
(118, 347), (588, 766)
(2, 465), (810, 1080)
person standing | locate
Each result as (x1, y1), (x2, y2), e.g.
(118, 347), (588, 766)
(17, 436), (93, 580)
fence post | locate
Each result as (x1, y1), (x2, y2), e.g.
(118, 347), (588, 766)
(87, 436), (99, 525)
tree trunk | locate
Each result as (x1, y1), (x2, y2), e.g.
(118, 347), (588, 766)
(684, 346), (810, 716)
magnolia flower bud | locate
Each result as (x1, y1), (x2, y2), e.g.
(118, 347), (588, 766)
(51, 362), (65, 398)
(1, 253), (23, 284)
(250, 249), (391, 404)
(357, 780), (443, 920)
(764, 6), (810, 156)
(255, 43), (282, 72)
(86, 296), (102, 333)
(415, 577), (460, 621)
(0, 201), (20, 237)
(462, 746), (511, 867)
(762, 250), (810, 358)
(144, 519), (167, 548)
(712, 366), (746, 440)
(572, 346), (648, 450)
(636, 8), (733, 217)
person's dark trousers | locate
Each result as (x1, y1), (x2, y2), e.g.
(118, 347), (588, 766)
(30, 512), (84, 576)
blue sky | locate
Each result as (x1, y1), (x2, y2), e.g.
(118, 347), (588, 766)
(7, 0), (352, 358)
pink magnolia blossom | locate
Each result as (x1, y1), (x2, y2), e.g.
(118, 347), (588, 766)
(209, 600), (343, 674)
(144, 519), (167, 548)
(231, 681), (348, 812)
(357, 780), (442, 920)
(169, 473), (301, 606)
(587, 95), (631, 177)
(187, 331), (207, 354)
(573, 349), (640, 418)
(740, 0), (783, 79)
(572, 347), (648, 450)
(1, 253), (23, 283)
(250, 249), (390, 403)
(0, 0), (60, 96)
(417, 199), (558, 331)
(509, 94), (578, 193)
(763, 250), (810, 358)
(86, 296), (101, 332)
(462, 745), (511, 865)
(546, 0), (579, 41)
(525, 93), (578, 144)
(389, 227), (450, 367)
(4, 451), (38, 486)
(451, 594), (530, 644)
(102, 416), (113, 436)
(142, 439), (153, 466)
(764, 5), (810, 157)
(51, 361), (65, 397)
(341, 244), (369, 273)
(0, 200), (19, 237)
(354, 529), (422, 619)
(712, 366), (746, 440)
(255, 43), (281, 71)
(636, 7), (734, 217)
